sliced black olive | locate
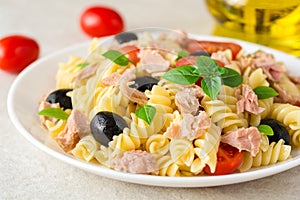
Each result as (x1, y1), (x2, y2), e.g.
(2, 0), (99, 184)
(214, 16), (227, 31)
(46, 89), (72, 109)
(189, 51), (210, 57)
(260, 119), (290, 145)
(114, 32), (138, 44)
(130, 76), (159, 92)
(90, 111), (128, 146)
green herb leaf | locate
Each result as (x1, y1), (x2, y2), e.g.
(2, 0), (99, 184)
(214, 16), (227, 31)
(218, 67), (243, 87)
(102, 50), (129, 66)
(162, 65), (200, 85)
(253, 86), (278, 99)
(196, 56), (219, 76)
(76, 62), (89, 68)
(258, 124), (274, 136)
(176, 50), (189, 61)
(135, 104), (156, 125)
(38, 108), (69, 120)
(201, 76), (222, 100)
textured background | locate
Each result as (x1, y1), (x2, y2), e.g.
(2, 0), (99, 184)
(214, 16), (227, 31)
(0, 0), (299, 199)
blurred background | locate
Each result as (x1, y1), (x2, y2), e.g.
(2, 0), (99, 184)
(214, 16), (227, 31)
(0, 0), (214, 56)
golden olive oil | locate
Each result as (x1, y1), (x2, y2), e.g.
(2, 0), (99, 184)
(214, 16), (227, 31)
(206, 0), (300, 56)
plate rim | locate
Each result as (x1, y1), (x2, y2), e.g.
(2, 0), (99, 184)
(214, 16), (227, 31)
(7, 33), (300, 188)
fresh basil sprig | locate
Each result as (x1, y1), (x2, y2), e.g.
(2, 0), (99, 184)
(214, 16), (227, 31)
(102, 50), (129, 66)
(253, 86), (278, 99)
(201, 76), (222, 101)
(162, 65), (200, 85)
(163, 56), (243, 100)
(218, 67), (243, 87)
(38, 108), (69, 120)
(135, 104), (156, 125)
(258, 124), (274, 136)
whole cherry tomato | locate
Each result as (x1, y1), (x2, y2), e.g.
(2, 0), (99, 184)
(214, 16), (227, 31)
(204, 142), (244, 175)
(80, 6), (124, 37)
(0, 35), (39, 74)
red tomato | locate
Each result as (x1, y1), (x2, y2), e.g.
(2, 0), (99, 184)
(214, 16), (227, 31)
(175, 56), (197, 67)
(187, 40), (242, 59)
(204, 142), (244, 175)
(118, 45), (140, 65)
(80, 6), (124, 37)
(0, 35), (39, 74)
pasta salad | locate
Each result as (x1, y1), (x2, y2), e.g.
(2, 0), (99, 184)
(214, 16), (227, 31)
(38, 29), (300, 176)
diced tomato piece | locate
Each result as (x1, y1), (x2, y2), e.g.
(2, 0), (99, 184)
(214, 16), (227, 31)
(204, 142), (244, 175)
(187, 40), (242, 60)
(175, 56), (197, 67)
(118, 45), (140, 65)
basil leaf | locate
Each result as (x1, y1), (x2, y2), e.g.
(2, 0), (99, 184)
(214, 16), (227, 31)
(135, 104), (156, 125)
(196, 56), (219, 75)
(38, 108), (69, 120)
(201, 76), (221, 100)
(162, 65), (200, 85)
(76, 62), (89, 68)
(176, 50), (189, 61)
(102, 50), (129, 66)
(253, 86), (278, 99)
(218, 67), (243, 87)
(258, 124), (274, 136)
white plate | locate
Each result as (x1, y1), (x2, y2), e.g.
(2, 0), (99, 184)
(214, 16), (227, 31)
(7, 33), (300, 187)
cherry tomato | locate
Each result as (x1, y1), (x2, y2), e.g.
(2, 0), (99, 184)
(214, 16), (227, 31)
(118, 45), (140, 65)
(187, 40), (242, 59)
(204, 142), (244, 175)
(80, 6), (124, 37)
(0, 35), (39, 74)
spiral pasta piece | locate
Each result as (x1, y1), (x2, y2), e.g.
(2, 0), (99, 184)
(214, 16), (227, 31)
(253, 139), (291, 168)
(156, 155), (181, 176)
(201, 95), (247, 132)
(145, 85), (174, 113)
(56, 56), (84, 89)
(169, 139), (194, 167)
(239, 138), (291, 172)
(45, 119), (67, 139)
(72, 135), (100, 162)
(94, 128), (141, 168)
(243, 67), (269, 89)
(94, 145), (113, 168)
(130, 112), (166, 144)
(157, 79), (183, 99)
(146, 134), (170, 156)
(191, 123), (221, 174)
(269, 103), (300, 146)
(289, 129), (300, 147)
(217, 85), (238, 112)
(258, 98), (274, 119)
(239, 135), (269, 172)
(89, 85), (130, 119)
(44, 109), (71, 138)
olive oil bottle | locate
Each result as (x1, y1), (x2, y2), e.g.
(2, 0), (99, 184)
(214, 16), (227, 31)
(206, 0), (300, 56)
